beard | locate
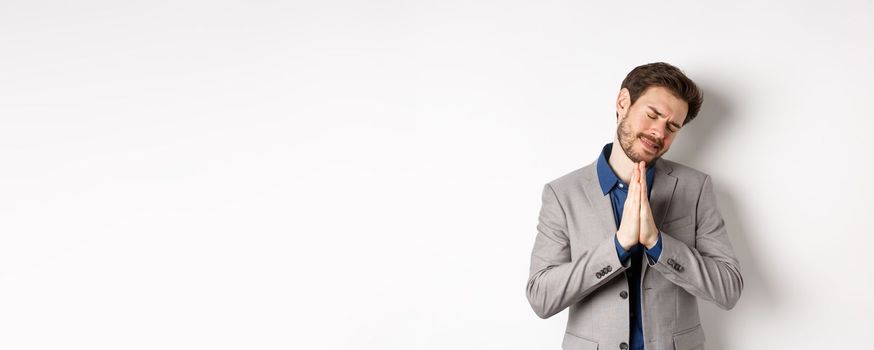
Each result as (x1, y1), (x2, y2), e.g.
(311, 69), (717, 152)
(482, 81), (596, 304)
(616, 117), (665, 163)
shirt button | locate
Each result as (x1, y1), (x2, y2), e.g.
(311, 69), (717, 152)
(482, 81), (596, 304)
(620, 291), (628, 299)
(620, 342), (629, 349)
(619, 183), (624, 188)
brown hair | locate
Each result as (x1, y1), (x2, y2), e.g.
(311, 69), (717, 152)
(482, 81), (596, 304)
(619, 62), (703, 125)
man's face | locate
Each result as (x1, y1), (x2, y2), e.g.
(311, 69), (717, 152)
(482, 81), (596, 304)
(615, 86), (689, 164)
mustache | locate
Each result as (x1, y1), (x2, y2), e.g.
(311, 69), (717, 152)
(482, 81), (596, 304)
(639, 134), (663, 148)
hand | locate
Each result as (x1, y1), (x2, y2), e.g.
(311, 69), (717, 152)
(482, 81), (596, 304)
(638, 161), (659, 248)
(616, 163), (641, 251)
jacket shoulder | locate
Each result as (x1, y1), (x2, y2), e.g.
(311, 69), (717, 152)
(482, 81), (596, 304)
(660, 158), (709, 178)
(544, 161), (596, 193)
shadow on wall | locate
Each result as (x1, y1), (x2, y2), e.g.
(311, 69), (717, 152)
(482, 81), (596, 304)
(666, 81), (730, 165)
(668, 85), (779, 350)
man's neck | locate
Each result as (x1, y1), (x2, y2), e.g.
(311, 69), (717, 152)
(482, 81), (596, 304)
(608, 138), (637, 184)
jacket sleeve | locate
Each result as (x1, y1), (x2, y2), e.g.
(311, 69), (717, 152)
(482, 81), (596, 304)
(648, 175), (744, 310)
(526, 183), (628, 319)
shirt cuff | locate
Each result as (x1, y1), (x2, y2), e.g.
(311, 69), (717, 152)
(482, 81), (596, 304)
(614, 235), (631, 264)
(644, 233), (663, 264)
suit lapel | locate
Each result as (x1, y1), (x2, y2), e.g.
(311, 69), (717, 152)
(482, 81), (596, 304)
(649, 160), (677, 231)
(641, 159), (677, 284)
(581, 161), (618, 238)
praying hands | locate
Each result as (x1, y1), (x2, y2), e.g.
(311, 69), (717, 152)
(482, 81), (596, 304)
(615, 161), (660, 251)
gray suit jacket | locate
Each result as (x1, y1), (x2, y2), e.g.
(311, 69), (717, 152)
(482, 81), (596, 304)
(526, 157), (743, 350)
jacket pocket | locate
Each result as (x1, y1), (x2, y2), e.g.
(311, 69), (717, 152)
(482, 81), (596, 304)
(673, 324), (706, 350)
(562, 332), (598, 350)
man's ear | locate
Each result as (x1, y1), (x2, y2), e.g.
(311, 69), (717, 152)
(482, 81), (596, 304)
(616, 88), (631, 122)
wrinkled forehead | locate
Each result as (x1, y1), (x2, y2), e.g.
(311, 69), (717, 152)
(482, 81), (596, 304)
(635, 86), (689, 124)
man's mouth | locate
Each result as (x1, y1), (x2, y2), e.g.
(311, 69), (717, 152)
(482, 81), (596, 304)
(639, 136), (661, 151)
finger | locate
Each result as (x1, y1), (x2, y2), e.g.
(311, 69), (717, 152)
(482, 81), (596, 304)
(640, 161), (647, 193)
(641, 181), (650, 210)
(630, 165), (640, 209)
(639, 163), (653, 219)
(634, 162), (642, 187)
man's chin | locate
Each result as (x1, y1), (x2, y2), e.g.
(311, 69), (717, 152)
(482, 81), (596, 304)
(645, 154), (664, 164)
(636, 151), (662, 165)
(620, 142), (662, 164)
(629, 148), (653, 163)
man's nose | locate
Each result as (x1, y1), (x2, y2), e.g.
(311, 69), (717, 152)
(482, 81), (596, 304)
(649, 127), (664, 141)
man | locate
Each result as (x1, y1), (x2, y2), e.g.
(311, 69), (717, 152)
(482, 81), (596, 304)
(526, 62), (742, 350)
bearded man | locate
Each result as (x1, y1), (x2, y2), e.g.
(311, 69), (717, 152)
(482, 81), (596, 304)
(526, 62), (743, 350)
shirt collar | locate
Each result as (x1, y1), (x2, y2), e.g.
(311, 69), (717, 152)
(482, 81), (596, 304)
(596, 143), (656, 195)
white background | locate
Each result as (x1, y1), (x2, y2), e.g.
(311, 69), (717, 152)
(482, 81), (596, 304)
(2, 0), (873, 349)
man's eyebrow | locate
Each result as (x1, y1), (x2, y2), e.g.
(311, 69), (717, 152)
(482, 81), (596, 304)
(648, 106), (682, 129)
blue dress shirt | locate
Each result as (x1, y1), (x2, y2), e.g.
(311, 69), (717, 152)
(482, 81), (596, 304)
(596, 143), (663, 350)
